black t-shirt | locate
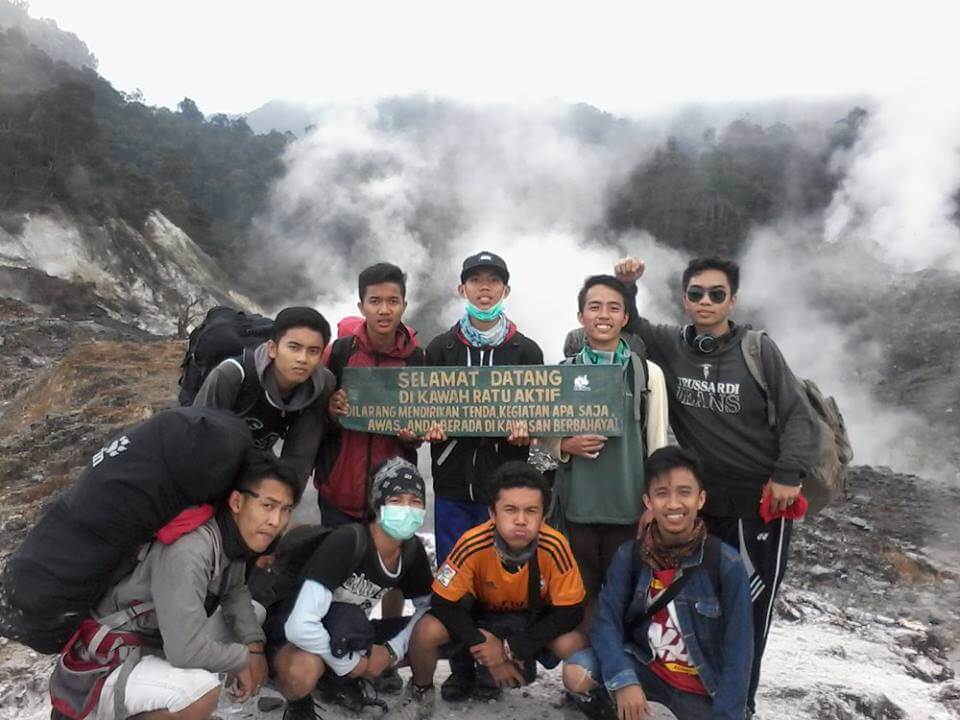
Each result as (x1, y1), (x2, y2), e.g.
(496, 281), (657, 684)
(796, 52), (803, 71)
(303, 525), (433, 611)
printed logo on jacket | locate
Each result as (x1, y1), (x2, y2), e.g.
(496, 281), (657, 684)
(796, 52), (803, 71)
(675, 364), (742, 414)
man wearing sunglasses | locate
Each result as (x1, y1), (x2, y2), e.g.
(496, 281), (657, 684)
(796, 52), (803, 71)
(613, 255), (819, 718)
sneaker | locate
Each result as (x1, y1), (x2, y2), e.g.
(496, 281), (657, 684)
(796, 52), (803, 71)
(373, 667), (404, 695)
(440, 670), (476, 702)
(565, 688), (617, 720)
(390, 681), (435, 720)
(472, 665), (503, 701)
(258, 697), (286, 713)
(317, 674), (388, 715)
(282, 695), (323, 720)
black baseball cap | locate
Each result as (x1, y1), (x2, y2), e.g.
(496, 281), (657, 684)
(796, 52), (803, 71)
(460, 251), (510, 284)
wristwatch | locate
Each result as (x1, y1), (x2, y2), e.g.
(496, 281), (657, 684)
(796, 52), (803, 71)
(384, 643), (399, 666)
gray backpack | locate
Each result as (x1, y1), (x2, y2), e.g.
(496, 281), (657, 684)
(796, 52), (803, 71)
(741, 330), (854, 514)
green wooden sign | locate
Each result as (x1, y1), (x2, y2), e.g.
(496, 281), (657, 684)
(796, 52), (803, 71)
(340, 365), (625, 437)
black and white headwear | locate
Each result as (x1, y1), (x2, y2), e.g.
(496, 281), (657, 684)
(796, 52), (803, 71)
(369, 457), (426, 512)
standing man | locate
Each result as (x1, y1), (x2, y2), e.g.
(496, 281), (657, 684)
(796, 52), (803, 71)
(193, 307), (336, 491)
(549, 275), (669, 621)
(424, 251), (543, 703)
(614, 255), (819, 716)
(425, 251), (543, 567)
(321, 262), (424, 526)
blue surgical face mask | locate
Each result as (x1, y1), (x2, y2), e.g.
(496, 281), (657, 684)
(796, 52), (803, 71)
(379, 504), (426, 541)
(466, 301), (504, 322)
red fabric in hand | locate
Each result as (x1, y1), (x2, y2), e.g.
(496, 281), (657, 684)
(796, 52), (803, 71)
(759, 483), (808, 524)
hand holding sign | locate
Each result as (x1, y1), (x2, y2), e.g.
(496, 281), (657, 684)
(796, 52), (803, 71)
(329, 388), (349, 418)
(505, 420), (530, 446)
(422, 423), (448, 443)
(561, 434), (608, 459)
(397, 428), (420, 444)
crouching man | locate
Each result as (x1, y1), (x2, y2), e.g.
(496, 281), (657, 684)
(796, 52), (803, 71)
(399, 461), (587, 719)
(269, 458), (433, 719)
(50, 452), (300, 720)
(563, 447), (753, 720)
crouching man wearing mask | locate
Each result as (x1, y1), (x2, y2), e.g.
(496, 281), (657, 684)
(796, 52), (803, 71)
(268, 458), (433, 720)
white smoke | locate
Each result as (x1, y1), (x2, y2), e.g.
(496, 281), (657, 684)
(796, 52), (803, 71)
(736, 224), (941, 475)
(803, 83), (960, 478)
(824, 83), (960, 270)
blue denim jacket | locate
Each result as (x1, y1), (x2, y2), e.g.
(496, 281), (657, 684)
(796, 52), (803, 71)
(588, 538), (753, 720)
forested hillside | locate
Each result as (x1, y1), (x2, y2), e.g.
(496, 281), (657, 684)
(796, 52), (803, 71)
(606, 110), (866, 257)
(0, 0), (94, 69)
(0, 13), (290, 270)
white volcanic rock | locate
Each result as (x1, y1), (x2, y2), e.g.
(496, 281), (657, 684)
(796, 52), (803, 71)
(0, 210), (260, 334)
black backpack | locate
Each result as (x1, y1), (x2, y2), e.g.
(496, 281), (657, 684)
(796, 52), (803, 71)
(740, 330), (854, 514)
(248, 523), (420, 610)
(178, 307), (275, 406)
(0, 408), (252, 654)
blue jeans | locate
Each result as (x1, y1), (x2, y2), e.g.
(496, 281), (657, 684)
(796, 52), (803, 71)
(567, 648), (712, 720)
(434, 497), (490, 566)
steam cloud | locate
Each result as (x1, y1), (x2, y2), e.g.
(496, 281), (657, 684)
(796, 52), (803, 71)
(824, 83), (960, 271)
(736, 224), (945, 477)
(255, 98), (661, 351)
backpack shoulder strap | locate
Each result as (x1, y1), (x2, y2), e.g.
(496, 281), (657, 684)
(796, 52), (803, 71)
(626, 353), (649, 433)
(702, 535), (723, 593)
(630, 538), (643, 588)
(628, 537), (721, 627)
(408, 346), (426, 366)
(349, 523), (369, 570)
(526, 550), (543, 617)
(623, 539), (644, 624)
(328, 336), (359, 388)
(233, 348), (262, 415)
(636, 560), (695, 624)
(631, 353), (649, 393)
(741, 330), (777, 427)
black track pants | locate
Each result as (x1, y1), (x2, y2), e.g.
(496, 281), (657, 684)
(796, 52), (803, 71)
(703, 514), (792, 714)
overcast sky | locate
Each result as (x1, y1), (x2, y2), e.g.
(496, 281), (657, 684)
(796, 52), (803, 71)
(24, 0), (960, 116)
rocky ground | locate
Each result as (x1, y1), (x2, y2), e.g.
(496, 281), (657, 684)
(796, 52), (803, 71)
(0, 296), (958, 719)
(0, 294), (182, 553)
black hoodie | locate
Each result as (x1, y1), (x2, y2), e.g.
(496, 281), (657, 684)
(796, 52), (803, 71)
(626, 288), (820, 518)
(193, 342), (336, 487)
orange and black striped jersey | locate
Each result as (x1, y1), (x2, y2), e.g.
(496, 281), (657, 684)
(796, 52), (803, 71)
(432, 520), (586, 612)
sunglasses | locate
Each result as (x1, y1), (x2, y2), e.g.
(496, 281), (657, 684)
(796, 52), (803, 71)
(685, 286), (728, 304)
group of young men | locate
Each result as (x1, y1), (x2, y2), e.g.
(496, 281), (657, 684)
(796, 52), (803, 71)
(48, 250), (821, 720)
